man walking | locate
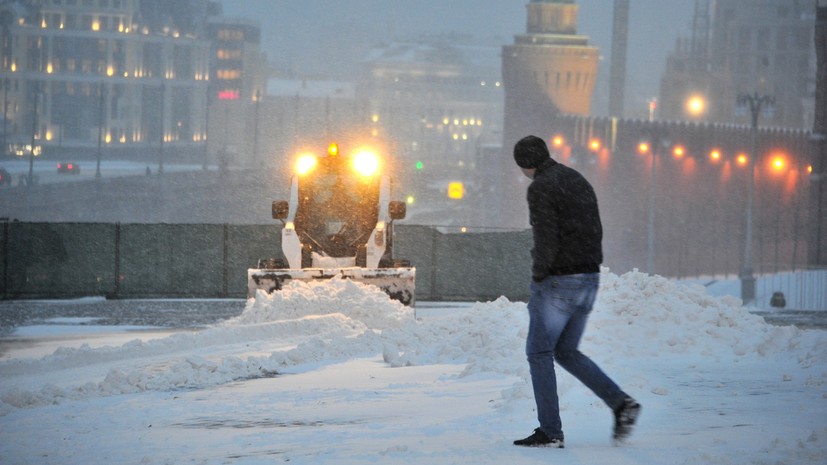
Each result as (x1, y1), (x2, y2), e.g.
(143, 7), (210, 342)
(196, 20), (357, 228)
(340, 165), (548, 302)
(512, 135), (640, 448)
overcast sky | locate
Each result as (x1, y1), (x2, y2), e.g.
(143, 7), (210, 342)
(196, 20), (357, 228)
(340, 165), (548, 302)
(218, 0), (696, 117)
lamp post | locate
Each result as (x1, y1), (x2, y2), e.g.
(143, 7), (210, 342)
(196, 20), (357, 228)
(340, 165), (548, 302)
(158, 82), (166, 176)
(2, 77), (8, 156)
(28, 83), (41, 188)
(736, 92), (774, 305)
(96, 81), (105, 179)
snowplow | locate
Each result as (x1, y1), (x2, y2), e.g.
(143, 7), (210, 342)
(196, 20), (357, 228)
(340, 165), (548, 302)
(248, 142), (415, 306)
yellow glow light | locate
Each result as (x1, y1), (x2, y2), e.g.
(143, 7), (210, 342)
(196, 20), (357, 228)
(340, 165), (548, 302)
(448, 182), (464, 199)
(808, 165), (814, 174)
(589, 139), (601, 152)
(353, 150), (380, 177)
(296, 154), (317, 175)
(638, 142), (650, 154)
(407, 195), (415, 204)
(552, 135), (565, 148)
(327, 143), (339, 157)
(673, 145), (685, 158)
(686, 95), (706, 117)
(709, 149), (721, 162)
(736, 154), (749, 167)
(771, 156), (786, 172)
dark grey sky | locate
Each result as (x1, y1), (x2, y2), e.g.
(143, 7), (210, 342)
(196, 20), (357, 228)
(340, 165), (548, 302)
(219, 0), (696, 116)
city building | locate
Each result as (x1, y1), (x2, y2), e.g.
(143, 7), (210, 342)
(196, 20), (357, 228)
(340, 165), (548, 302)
(659, 0), (816, 129)
(358, 39), (504, 182)
(205, 15), (265, 169)
(0, 0), (219, 164)
(257, 77), (359, 174)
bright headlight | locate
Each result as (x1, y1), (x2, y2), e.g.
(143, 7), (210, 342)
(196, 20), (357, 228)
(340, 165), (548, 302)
(296, 154), (317, 175)
(352, 150), (380, 177)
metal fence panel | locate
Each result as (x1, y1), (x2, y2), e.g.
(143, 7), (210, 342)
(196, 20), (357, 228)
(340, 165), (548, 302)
(3, 222), (116, 297)
(118, 224), (224, 297)
(226, 224), (282, 297)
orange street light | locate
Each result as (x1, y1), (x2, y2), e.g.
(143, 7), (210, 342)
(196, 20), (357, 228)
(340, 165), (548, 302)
(736, 153), (749, 167)
(673, 145), (685, 159)
(589, 138), (601, 152)
(638, 142), (650, 154)
(709, 149), (722, 162)
(552, 135), (565, 148)
(769, 154), (787, 173)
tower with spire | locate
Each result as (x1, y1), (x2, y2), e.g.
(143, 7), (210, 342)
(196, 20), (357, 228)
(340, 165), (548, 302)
(502, 0), (599, 129)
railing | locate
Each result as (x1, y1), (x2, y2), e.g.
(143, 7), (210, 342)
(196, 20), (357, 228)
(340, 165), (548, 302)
(756, 268), (827, 311)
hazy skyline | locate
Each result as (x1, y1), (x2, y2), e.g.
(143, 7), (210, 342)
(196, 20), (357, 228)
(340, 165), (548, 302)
(218, 0), (696, 117)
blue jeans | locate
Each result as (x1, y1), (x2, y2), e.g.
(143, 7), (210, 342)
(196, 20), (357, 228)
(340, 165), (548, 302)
(526, 273), (626, 440)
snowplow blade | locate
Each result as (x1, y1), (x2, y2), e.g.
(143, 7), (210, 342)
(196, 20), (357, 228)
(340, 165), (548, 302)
(247, 267), (416, 306)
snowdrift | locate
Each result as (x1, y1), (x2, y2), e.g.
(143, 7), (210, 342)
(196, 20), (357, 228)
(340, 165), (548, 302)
(2, 269), (824, 413)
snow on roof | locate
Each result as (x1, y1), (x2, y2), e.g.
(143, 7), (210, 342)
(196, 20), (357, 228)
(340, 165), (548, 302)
(266, 79), (356, 99)
(362, 41), (501, 72)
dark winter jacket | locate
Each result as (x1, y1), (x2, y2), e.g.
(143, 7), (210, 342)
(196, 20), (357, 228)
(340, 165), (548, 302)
(526, 158), (603, 281)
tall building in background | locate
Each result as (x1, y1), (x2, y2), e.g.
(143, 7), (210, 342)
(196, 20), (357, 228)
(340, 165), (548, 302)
(503, 0), (599, 119)
(205, 14), (264, 168)
(659, 0), (815, 129)
(0, 0), (214, 161)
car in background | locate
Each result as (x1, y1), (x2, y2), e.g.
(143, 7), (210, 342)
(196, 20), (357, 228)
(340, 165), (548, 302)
(0, 167), (11, 185)
(57, 162), (80, 175)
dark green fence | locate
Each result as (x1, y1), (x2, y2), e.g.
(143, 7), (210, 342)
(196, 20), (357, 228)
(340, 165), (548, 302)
(1, 222), (533, 302)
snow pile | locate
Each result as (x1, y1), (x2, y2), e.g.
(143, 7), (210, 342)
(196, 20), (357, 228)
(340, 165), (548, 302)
(229, 276), (414, 329)
(1, 269), (825, 413)
(593, 270), (824, 364)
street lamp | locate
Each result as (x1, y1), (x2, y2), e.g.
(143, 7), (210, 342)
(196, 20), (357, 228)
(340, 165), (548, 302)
(158, 81), (167, 176)
(96, 81), (106, 179)
(685, 94), (707, 118)
(2, 77), (8, 156)
(736, 92), (775, 305)
(28, 82), (41, 188)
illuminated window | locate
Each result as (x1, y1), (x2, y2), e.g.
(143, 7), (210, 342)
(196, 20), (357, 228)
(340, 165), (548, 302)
(217, 29), (244, 41)
(217, 69), (241, 80)
(216, 49), (242, 60)
(217, 89), (240, 100)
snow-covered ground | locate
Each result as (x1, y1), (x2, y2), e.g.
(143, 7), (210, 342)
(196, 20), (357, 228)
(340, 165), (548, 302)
(0, 269), (825, 465)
